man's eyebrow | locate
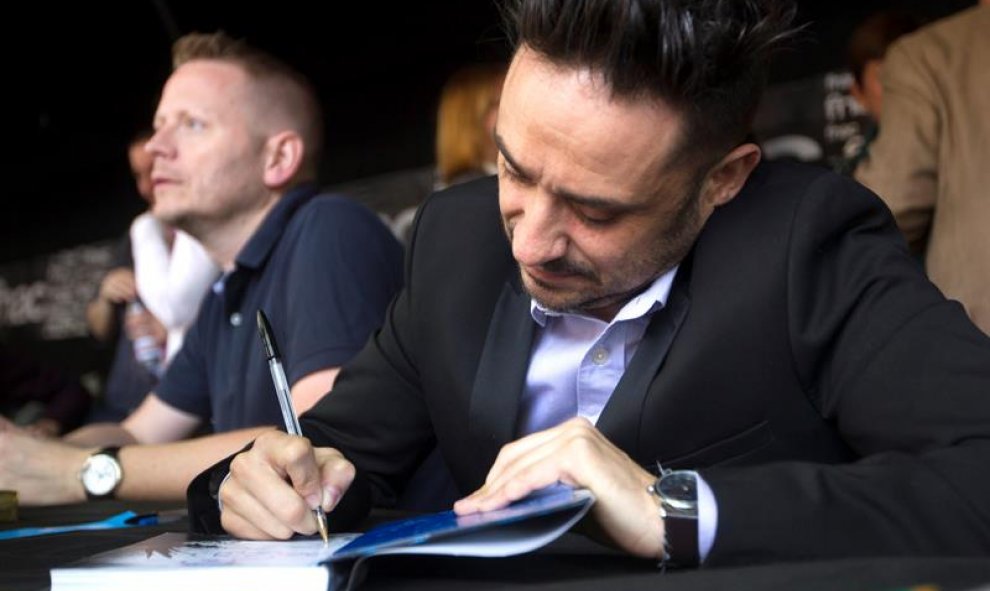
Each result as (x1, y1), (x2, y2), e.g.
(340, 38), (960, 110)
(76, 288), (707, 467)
(557, 190), (641, 213)
(494, 131), (648, 214)
(494, 133), (533, 179)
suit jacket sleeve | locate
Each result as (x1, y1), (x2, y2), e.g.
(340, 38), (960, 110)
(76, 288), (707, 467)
(295, 196), (444, 524)
(702, 172), (990, 564)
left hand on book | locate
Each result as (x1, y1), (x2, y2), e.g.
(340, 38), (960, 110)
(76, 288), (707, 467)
(454, 417), (664, 560)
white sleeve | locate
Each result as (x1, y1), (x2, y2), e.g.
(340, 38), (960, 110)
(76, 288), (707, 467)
(697, 473), (718, 563)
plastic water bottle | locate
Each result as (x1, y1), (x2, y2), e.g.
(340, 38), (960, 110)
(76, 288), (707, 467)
(128, 301), (164, 377)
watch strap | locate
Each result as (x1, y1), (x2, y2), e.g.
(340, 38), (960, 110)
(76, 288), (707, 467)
(648, 468), (701, 568)
(662, 505), (699, 566)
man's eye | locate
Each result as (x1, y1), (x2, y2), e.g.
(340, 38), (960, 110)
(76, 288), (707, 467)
(575, 208), (617, 226)
(183, 117), (206, 130)
(500, 161), (529, 184)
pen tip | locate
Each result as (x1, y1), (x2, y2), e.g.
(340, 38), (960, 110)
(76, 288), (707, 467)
(316, 509), (329, 546)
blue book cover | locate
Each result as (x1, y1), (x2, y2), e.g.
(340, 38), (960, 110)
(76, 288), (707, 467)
(330, 484), (595, 560)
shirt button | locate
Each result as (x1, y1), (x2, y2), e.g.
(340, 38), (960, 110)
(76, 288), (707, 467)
(591, 347), (609, 365)
(230, 312), (242, 327)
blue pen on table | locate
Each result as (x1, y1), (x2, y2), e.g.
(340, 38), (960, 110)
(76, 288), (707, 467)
(256, 309), (330, 546)
(0, 510), (184, 540)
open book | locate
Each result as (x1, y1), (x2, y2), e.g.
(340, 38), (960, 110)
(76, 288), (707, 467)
(51, 485), (594, 591)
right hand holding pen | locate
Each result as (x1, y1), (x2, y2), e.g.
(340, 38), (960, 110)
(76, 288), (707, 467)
(219, 430), (354, 540)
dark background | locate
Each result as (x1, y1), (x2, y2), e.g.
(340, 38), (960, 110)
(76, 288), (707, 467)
(10, 0), (974, 264)
(0, 0), (975, 401)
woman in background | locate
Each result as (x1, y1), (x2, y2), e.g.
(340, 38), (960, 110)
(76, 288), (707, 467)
(391, 63), (506, 243)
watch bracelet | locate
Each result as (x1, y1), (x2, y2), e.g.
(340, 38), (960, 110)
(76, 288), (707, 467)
(646, 479), (673, 572)
(647, 466), (700, 569)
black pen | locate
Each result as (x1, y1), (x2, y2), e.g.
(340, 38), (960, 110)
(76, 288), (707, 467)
(256, 309), (330, 545)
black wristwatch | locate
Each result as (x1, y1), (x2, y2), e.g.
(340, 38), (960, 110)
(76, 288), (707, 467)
(648, 468), (700, 567)
(80, 447), (123, 500)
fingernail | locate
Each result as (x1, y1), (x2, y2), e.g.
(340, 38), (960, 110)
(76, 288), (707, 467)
(305, 492), (322, 509)
(322, 486), (340, 510)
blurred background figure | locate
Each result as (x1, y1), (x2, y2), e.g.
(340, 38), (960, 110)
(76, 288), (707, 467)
(435, 63), (506, 189)
(390, 63), (507, 243)
(835, 11), (919, 175)
(0, 347), (90, 437)
(85, 129), (217, 422)
(855, 3), (989, 335)
(846, 11), (921, 124)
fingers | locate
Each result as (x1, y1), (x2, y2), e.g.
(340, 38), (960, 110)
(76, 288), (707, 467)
(221, 463), (299, 540)
(483, 422), (570, 485)
(101, 269), (137, 303)
(453, 419), (664, 559)
(223, 433), (319, 538)
(124, 310), (168, 344)
(219, 431), (354, 540)
(455, 417), (593, 513)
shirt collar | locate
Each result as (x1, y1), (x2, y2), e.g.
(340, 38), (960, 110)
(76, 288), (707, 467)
(530, 265), (679, 327)
(234, 183), (320, 271)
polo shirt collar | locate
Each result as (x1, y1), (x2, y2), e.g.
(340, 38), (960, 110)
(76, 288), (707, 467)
(215, 183), (319, 316)
(234, 183), (320, 271)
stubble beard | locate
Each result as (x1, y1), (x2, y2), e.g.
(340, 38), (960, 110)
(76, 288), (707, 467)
(516, 182), (703, 317)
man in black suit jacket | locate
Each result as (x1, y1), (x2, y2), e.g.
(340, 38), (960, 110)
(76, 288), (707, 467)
(194, 0), (990, 565)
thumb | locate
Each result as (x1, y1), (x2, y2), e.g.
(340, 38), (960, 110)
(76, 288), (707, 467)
(313, 447), (356, 512)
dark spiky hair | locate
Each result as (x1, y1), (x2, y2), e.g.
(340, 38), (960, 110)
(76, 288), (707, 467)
(505, 0), (798, 165)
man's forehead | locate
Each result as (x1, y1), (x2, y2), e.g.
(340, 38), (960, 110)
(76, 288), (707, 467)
(155, 61), (256, 123)
(499, 49), (689, 193)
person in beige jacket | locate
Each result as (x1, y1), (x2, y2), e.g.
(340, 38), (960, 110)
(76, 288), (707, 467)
(855, 3), (989, 335)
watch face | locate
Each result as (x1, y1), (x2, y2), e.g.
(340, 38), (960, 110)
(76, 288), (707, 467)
(659, 471), (697, 512)
(81, 454), (122, 497)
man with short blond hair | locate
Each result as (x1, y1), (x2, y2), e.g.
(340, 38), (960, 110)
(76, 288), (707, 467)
(0, 32), (403, 505)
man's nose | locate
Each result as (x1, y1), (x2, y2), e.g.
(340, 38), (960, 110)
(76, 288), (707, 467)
(144, 126), (174, 158)
(510, 196), (567, 267)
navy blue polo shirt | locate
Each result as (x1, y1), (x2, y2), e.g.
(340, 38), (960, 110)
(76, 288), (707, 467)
(155, 185), (403, 433)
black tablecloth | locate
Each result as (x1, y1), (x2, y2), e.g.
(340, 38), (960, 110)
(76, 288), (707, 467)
(2, 502), (988, 591)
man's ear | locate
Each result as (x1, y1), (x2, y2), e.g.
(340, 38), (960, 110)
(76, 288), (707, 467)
(701, 143), (762, 210)
(262, 131), (305, 188)
(850, 79), (867, 110)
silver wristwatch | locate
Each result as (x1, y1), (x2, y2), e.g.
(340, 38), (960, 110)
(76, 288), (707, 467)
(648, 467), (700, 567)
(80, 447), (123, 500)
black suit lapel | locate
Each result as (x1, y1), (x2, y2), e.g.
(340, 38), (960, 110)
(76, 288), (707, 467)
(596, 270), (691, 456)
(467, 280), (535, 466)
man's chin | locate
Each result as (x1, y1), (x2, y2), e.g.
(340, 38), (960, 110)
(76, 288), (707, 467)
(149, 204), (189, 231)
(151, 207), (180, 225)
(524, 279), (640, 321)
(522, 279), (584, 314)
